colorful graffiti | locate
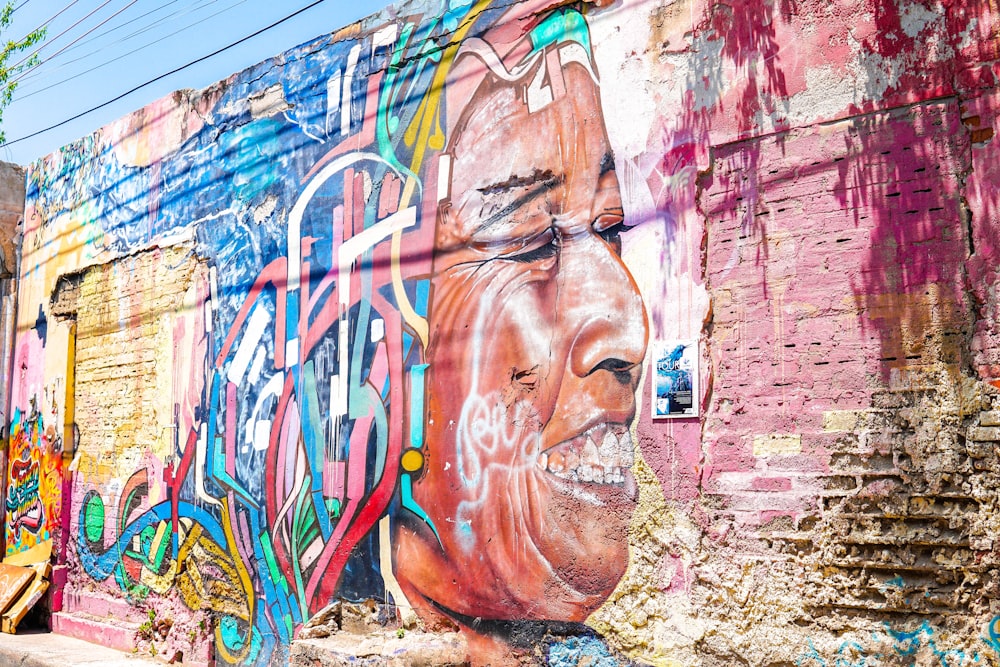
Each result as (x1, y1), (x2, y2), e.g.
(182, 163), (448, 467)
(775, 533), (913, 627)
(798, 620), (989, 667)
(5, 404), (61, 556)
(14, 1), (650, 664)
(14, 0), (1000, 664)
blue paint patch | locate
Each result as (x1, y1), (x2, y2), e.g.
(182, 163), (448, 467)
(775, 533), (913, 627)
(528, 8), (592, 59)
(400, 474), (439, 544)
(799, 620), (989, 667)
(548, 636), (620, 667)
(408, 364), (427, 449)
(983, 616), (1000, 653)
(797, 638), (826, 667)
(220, 615), (246, 650)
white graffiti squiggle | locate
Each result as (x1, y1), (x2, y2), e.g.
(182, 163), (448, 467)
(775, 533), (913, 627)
(456, 392), (542, 488)
(454, 391), (543, 551)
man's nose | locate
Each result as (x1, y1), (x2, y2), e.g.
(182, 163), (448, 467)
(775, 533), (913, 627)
(561, 234), (648, 384)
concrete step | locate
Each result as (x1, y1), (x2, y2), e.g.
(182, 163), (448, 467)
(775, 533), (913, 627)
(59, 588), (148, 625)
(51, 610), (213, 667)
(50, 611), (140, 655)
(291, 631), (468, 666)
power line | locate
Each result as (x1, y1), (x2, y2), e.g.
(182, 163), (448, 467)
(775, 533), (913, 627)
(19, 0), (220, 78)
(17, 0), (199, 86)
(11, 0), (80, 46)
(10, 0), (143, 86)
(11, 0), (29, 14)
(2, 0), (328, 148)
(16, 0), (250, 100)
(7, 0), (113, 73)
(30, 0), (191, 67)
(17, 0), (244, 91)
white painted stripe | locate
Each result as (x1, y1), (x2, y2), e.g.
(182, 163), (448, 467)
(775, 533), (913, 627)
(372, 25), (398, 53)
(285, 338), (299, 368)
(437, 154), (452, 203)
(342, 45), (361, 137)
(370, 318), (384, 343)
(326, 71), (342, 136)
(227, 304), (270, 385)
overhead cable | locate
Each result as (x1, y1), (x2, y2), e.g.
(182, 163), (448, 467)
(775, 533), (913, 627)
(11, 0), (142, 86)
(18, 0), (248, 92)
(2, 0), (327, 147)
(34, 0), (190, 65)
(8, 0), (117, 74)
(11, 0), (80, 45)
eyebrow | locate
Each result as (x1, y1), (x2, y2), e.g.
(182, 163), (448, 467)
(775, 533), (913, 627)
(477, 169), (558, 195)
(473, 169), (564, 235)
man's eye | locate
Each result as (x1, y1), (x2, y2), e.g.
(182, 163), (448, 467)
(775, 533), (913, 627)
(506, 230), (557, 263)
(596, 215), (624, 251)
(599, 225), (621, 245)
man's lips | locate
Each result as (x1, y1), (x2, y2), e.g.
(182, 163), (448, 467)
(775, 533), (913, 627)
(537, 422), (635, 486)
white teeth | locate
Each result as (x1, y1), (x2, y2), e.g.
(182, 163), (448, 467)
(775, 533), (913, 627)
(599, 430), (619, 464)
(592, 466), (605, 484)
(537, 423), (635, 486)
(619, 430), (635, 468)
(546, 463), (623, 485)
(582, 435), (601, 465)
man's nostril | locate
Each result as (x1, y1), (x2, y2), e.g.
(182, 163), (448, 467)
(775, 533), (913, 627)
(591, 358), (638, 383)
(594, 358), (632, 372)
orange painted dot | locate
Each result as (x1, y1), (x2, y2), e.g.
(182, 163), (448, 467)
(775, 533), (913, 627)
(400, 449), (424, 473)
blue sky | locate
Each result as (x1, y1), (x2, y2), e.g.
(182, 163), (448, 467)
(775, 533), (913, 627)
(2, 0), (390, 165)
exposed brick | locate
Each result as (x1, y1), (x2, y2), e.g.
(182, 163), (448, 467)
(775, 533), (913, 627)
(967, 426), (1000, 441)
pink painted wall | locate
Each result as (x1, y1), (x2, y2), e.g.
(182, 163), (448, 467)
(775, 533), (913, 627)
(8, 0), (1000, 665)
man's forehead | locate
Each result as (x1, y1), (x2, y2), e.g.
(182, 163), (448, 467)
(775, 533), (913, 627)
(445, 8), (600, 137)
(449, 69), (610, 195)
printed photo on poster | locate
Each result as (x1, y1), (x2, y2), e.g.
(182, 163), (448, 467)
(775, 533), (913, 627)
(652, 340), (699, 419)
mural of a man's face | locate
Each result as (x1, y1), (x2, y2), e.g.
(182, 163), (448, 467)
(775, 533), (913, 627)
(395, 51), (649, 625)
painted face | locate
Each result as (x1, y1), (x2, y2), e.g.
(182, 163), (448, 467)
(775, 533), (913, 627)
(395, 60), (648, 623)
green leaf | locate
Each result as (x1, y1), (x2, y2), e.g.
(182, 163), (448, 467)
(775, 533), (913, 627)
(0, 3), (47, 147)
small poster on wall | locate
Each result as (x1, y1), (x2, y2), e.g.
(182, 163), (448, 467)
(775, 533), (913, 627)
(652, 340), (699, 419)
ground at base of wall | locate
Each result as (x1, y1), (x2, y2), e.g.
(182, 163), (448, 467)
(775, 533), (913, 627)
(0, 628), (161, 667)
(290, 631), (469, 667)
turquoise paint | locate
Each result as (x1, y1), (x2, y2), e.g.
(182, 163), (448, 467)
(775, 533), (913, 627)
(400, 474), (440, 543)
(408, 364), (428, 449)
(528, 9), (592, 59)
(548, 636), (620, 667)
(222, 119), (286, 203)
(220, 615), (246, 651)
(797, 639), (826, 667)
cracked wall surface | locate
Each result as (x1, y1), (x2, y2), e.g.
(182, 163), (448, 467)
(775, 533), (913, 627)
(1, 161), (25, 440)
(9, 0), (1000, 665)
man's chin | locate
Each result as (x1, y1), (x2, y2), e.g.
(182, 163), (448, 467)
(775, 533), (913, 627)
(530, 471), (635, 613)
(394, 454), (636, 622)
